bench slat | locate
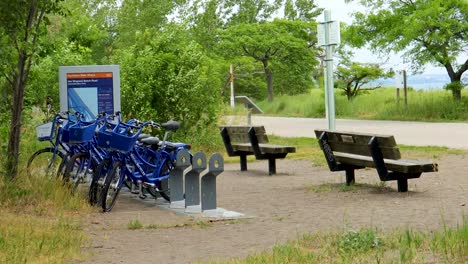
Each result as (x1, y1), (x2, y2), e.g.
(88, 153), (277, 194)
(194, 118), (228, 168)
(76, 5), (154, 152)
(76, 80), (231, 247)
(315, 130), (398, 146)
(224, 126), (268, 143)
(327, 141), (401, 159)
(315, 130), (401, 159)
(232, 143), (296, 154)
(334, 152), (437, 174)
(220, 125), (296, 175)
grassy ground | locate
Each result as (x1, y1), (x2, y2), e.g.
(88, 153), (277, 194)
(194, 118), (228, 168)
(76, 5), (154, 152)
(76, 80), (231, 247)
(0, 110), (92, 263)
(221, 135), (465, 167)
(256, 88), (468, 122)
(0, 173), (91, 263)
(217, 217), (468, 263)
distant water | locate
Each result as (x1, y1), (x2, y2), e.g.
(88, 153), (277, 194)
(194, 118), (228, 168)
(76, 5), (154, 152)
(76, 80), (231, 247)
(369, 73), (451, 90)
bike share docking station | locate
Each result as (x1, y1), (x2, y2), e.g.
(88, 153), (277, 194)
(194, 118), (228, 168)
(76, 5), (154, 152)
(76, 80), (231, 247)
(161, 149), (247, 220)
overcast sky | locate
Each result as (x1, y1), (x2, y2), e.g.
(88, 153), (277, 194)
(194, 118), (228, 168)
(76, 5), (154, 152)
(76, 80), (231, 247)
(313, 0), (447, 75)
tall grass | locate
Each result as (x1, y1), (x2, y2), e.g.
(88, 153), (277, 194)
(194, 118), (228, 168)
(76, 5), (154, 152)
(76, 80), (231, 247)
(0, 211), (85, 263)
(0, 173), (90, 263)
(218, 216), (468, 264)
(0, 108), (90, 263)
(257, 88), (468, 121)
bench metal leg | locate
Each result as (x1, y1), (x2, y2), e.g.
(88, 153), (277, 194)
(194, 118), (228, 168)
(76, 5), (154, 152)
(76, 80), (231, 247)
(268, 158), (276, 175)
(345, 169), (355, 185)
(397, 179), (408, 192)
(240, 155), (247, 171)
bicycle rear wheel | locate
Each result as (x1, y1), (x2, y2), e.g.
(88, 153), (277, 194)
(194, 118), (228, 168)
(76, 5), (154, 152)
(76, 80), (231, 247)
(144, 155), (172, 201)
(89, 159), (110, 206)
(27, 147), (67, 178)
(101, 161), (124, 212)
(64, 152), (94, 193)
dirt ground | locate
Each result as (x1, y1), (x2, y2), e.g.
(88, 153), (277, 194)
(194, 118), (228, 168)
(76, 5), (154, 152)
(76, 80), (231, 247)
(78, 154), (467, 264)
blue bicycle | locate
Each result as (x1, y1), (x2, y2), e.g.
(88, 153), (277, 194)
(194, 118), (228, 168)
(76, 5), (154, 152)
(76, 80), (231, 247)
(62, 114), (109, 192)
(27, 112), (85, 179)
(96, 119), (190, 212)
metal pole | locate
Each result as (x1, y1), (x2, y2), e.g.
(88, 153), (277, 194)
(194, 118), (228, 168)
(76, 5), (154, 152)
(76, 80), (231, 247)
(324, 10), (336, 130)
(230, 64), (235, 108)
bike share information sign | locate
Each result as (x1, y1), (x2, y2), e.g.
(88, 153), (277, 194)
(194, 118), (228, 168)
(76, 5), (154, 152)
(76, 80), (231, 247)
(59, 65), (120, 120)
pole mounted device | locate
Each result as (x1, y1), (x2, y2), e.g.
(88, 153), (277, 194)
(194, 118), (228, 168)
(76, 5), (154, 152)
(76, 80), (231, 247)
(317, 10), (340, 131)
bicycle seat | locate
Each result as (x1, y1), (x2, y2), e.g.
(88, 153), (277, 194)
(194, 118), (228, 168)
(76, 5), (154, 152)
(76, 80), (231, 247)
(138, 133), (151, 141)
(140, 136), (160, 146)
(161, 120), (180, 132)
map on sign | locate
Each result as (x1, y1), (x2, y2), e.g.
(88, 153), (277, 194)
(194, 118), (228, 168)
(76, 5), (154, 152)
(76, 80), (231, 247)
(66, 72), (114, 120)
(59, 65), (120, 121)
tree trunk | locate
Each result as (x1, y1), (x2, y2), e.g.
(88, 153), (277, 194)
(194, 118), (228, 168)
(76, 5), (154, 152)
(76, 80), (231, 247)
(444, 63), (463, 101)
(266, 69), (274, 102)
(448, 75), (462, 101)
(262, 59), (274, 102)
(451, 86), (461, 101)
(6, 53), (27, 179)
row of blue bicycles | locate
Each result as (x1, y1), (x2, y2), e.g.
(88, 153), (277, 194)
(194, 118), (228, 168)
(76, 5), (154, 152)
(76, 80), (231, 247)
(27, 112), (191, 212)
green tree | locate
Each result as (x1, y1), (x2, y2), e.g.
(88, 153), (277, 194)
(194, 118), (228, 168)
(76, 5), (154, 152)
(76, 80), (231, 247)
(26, 0), (109, 110)
(112, 25), (222, 138)
(335, 62), (394, 101)
(0, 0), (64, 179)
(218, 19), (318, 101)
(115, 0), (181, 48)
(345, 0), (468, 100)
(334, 47), (394, 101)
(223, 0), (283, 25)
(187, 0), (225, 50)
(284, 0), (322, 21)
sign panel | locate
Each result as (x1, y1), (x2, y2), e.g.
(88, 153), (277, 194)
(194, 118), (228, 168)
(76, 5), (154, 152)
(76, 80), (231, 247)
(317, 21), (341, 46)
(395, 70), (404, 89)
(59, 65), (120, 121)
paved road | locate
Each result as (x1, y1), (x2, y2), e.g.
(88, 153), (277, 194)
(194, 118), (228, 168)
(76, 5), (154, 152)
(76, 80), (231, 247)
(244, 116), (468, 149)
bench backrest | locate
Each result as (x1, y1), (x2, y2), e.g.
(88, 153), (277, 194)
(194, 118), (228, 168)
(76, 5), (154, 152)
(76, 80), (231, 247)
(221, 126), (269, 144)
(314, 130), (401, 159)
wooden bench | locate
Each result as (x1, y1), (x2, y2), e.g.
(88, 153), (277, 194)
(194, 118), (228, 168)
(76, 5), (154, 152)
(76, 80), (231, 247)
(220, 126), (296, 175)
(315, 130), (438, 192)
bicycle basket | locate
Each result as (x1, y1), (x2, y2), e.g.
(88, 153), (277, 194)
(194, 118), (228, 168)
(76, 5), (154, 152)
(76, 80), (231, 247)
(109, 123), (140, 153)
(36, 122), (53, 141)
(96, 122), (115, 150)
(69, 121), (98, 144)
(60, 120), (74, 143)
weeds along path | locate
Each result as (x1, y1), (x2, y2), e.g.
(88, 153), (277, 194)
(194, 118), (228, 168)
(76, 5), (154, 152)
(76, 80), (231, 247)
(80, 155), (467, 263)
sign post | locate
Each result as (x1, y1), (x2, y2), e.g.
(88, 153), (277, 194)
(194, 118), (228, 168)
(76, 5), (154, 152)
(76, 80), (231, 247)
(395, 70), (408, 107)
(59, 65), (120, 120)
(317, 10), (340, 131)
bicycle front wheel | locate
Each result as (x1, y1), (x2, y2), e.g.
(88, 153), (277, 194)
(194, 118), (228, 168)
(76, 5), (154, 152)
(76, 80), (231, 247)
(27, 147), (67, 178)
(101, 161), (124, 212)
(89, 158), (110, 206)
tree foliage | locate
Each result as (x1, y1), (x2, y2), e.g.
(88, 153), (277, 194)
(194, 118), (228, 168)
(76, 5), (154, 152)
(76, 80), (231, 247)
(218, 19), (319, 101)
(334, 47), (394, 101)
(112, 25), (221, 138)
(336, 62), (393, 101)
(0, 0), (64, 178)
(345, 0), (468, 100)
(0, 0), (327, 178)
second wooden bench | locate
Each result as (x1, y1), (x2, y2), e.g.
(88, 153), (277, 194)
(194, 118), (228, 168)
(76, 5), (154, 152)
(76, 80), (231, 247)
(315, 129), (438, 192)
